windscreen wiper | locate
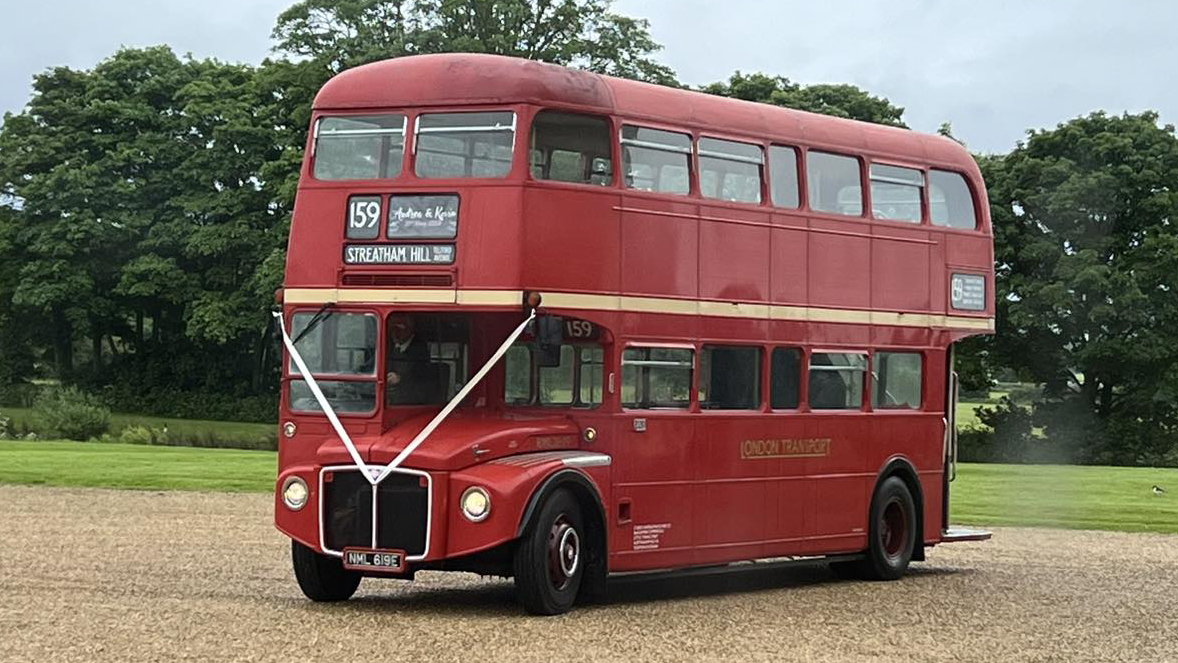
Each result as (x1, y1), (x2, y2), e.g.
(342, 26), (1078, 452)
(292, 301), (335, 346)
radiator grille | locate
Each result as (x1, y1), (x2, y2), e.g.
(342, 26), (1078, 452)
(322, 470), (429, 556)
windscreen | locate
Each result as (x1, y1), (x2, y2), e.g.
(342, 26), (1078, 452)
(287, 312), (378, 414)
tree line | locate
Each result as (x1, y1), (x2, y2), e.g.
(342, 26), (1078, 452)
(1, 1), (1176, 464)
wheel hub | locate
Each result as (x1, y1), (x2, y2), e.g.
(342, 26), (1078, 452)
(547, 515), (580, 590)
(880, 498), (908, 559)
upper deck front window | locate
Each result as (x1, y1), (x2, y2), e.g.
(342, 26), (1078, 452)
(415, 111), (516, 179)
(313, 115), (406, 180)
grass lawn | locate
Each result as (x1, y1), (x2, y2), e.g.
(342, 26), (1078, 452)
(950, 463), (1178, 533)
(956, 399), (985, 428)
(0, 440), (275, 492)
(1, 406), (275, 447)
(2, 440), (1176, 534)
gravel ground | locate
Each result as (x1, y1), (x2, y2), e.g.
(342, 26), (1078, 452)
(1, 485), (1176, 663)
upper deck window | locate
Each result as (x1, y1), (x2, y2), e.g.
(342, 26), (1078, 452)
(929, 170), (978, 229)
(870, 163), (924, 223)
(621, 126), (691, 195)
(415, 111), (515, 179)
(313, 115), (406, 180)
(768, 146), (800, 209)
(530, 111), (612, 186)
(698, 137), (764, 204)
(807, 151), (863, 216)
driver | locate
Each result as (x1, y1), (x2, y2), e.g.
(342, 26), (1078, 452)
(386, 315), (430, 404)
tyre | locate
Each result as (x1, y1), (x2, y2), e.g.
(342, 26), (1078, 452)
(830, 476), (917, 581)
(291, 540), (362, 602)
(513, 488), (584, 615)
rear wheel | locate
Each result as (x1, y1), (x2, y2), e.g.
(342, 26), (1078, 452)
(291, 541), (361, 602)
(513, 488), (584, 615)
(830, 476), (917, 581)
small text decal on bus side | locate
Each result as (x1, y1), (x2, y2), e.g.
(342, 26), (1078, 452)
(633, 523), (672, 550)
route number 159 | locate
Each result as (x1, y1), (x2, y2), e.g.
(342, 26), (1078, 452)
(346, 196), (382, 239)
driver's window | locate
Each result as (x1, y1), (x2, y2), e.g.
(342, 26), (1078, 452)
(386, 314), (469, 405)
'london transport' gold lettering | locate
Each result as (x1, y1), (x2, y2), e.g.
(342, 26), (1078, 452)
(740, 437), (832, 459)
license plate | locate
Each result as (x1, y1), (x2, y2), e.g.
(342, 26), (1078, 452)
(341, 547), (406, 573)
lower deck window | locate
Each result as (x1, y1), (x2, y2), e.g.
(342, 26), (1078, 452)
(622, 347), (693, 409)
(699, 345), (761, 409)
(770, 347), (802, 409)
(808, 352), (866, 410)
(505, 343), (603, 407)
(873, 352), (923, 409)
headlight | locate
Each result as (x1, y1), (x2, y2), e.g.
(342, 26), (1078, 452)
(460, 486), (491, 522)
(282, 476), (309, 511)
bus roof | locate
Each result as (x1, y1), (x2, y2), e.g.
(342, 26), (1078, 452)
(313, 53), (976, 171)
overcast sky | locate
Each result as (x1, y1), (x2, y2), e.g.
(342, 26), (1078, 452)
(3, 0), (1176, 154)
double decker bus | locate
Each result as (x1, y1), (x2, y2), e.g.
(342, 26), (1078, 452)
(274, 53), (993, 615)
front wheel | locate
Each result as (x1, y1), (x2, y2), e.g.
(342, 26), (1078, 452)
(831, 476), (917, 581)
(291, 541), (361, 602)
(513, 489), (584, 615)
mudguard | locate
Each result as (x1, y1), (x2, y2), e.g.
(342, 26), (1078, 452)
(445, 450), (611, 559)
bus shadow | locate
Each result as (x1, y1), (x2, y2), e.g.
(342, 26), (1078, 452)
(303, 562), (969, 617)
(596, 561), (967, 607)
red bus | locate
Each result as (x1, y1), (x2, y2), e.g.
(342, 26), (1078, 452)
(274, 53), (993, 615)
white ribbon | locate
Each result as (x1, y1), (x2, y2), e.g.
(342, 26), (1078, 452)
(275, 309), (536, 486)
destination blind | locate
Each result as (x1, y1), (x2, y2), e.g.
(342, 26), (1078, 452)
(343, 244), (454, 265)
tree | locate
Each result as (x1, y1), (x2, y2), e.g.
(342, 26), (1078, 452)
(985, 112), (1178, 464)
(0, 202), (37, 386)
(700, 71), (906, 127)
(271, 0), (677, 83)
(0, 47), (286, 404)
